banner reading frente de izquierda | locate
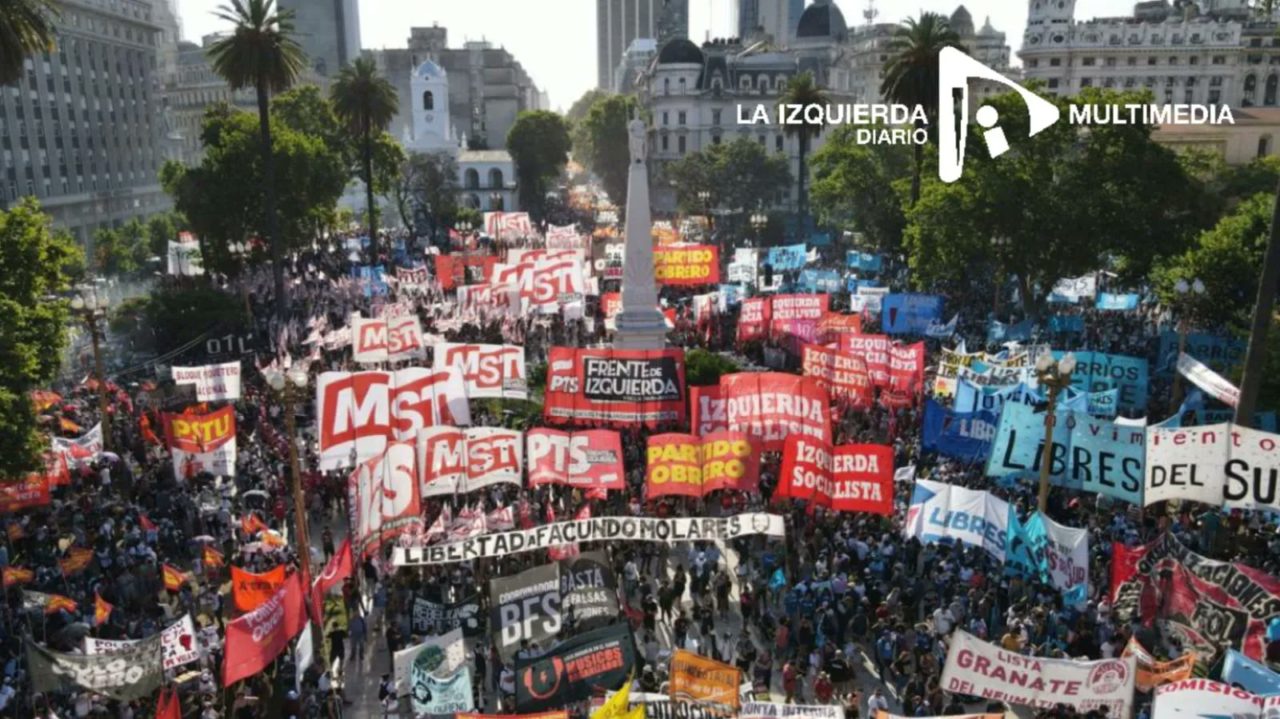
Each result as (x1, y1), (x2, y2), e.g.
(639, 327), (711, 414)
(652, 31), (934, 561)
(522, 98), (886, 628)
(543, 347), (686, 428)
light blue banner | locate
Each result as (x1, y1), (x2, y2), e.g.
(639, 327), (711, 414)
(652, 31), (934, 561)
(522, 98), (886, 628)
(882, 294), (944, 335)
(1047, 315), (1085, 333)
(797, 268), (843, 293)
(1223, 649), (1280, 695)
(845, 251), (883, 273)
(717, 284), (743, 309)
(1194, 409), (1278, 432)
(1155, 331), (1246, 376)
(985, 402), (1071, 484)
(1087, 388), (1119, 418)
(955, 380), (1039, 417)
(353, 265), (389, 297)
(1059, 351), (1149, 412)
(1069, 414), (1145, 505)
(905, 480), (1009, 562)
(922, 399), (999, 463)
(766, 244), (807, 271)
(1005, 511), (1045, 581)
(1095, 292), (1140, 310)
(987, 318), (1035, 344)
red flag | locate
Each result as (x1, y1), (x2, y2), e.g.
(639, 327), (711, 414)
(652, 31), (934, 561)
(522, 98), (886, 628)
(59, 547), (93, 576)
(45, 594), (78, 615)
(94, 592), (113, 626)
(139, 513), (157, 532)
(156, 687), (181, 719)
(223, 572), (307, 686)
(140, 413), (161, 445)
(163, 564), (189, 592)
(240, 513), (268, 536)
(2, 566), (33, 588)
(203, 544), (225, 569)
(548, 505), (590, 561)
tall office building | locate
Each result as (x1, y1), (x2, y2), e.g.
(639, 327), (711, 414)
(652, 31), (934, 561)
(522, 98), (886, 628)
(597, 0), (689, 90)
(0, 0), (171, 244)
(740, 0), (805, 45)
(279, 0), (361, 76)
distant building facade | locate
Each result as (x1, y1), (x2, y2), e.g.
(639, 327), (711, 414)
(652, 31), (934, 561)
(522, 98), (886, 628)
(597, 0), (690, 90)
(614, 38), (659, 94)
(279, 0), (361, 77)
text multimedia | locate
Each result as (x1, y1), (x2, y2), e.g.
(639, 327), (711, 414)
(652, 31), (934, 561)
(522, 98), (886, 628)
(1068, 103), (1235, 126)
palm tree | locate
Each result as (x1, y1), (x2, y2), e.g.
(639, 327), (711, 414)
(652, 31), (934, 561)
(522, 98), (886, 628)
(777, 72), (828, 238)
(880, 12), (965, 206)
(331, 56), (399, 260)
(0, 0), (59, 85)
(207, 0), (306, 318)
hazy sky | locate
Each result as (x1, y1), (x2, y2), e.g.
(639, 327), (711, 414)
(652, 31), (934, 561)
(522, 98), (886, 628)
(174, 0), (1126, 111)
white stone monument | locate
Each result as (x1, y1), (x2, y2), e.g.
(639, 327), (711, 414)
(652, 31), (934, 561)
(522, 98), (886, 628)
(613, 119), (669, 350)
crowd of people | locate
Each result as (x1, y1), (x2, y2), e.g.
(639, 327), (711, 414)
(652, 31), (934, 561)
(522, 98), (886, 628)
(5, 209), (1279, 719)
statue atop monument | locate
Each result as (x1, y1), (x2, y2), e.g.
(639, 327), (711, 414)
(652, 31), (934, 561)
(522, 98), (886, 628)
(628, 119), (646, 164)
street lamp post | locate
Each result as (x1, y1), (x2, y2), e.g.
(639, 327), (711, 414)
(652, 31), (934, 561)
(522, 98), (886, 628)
(1169, 277), (1205, 409)
(698, 190), (713, 236)
(265, 367), (319, 635)
(1034, 350), (1077, 513)
(228, 241), (253, 320)
(71, 287), (111, 452)
(750, 212), (768, 248)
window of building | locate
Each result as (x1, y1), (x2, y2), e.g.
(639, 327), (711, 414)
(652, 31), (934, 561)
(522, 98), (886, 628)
(1252, 37), (1263, 47)
(661, 134), (669, 151)
(489, 168), (503, 188)
(1082, 57), (1096, 66)
(758, 134), (765, 146)
(1168, 56), (1179, 65)
(1049, 57), (1061, 67)
(677, 135), (685, 154)
(662, 111), (668, 126)
(1127, 57), (1137, 66)
(1080, 77), (1092, 87)
(775, 134), (782, 152)
(1105, 57), (1116, 67)
(465, 168), (479, 189)
(1213, 55), (1226, 65)
(712, 135), (721, 145)
(1147, 56), (1157, 65)
(1245, 74), (1257, 105)
(1259, 134), (1272, 158)
(663, 78), (670, 94)
(1211, 76), (1224, 86)
(1047, 78), (1059, 89)
(1028, 58), (1039, 68)
(1124, 78), (1136, 87)
(678, 77), (686, 93)
(712, 109), (721, 125)
(1189, 56), (1199, 65)
(740, 76), (751, 92)
(423, 90), (433, 110)
(1266, 75), (1278, 105)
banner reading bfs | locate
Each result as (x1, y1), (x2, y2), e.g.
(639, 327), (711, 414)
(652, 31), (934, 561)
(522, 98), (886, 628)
(164, 406), (236, 479)
(434, 343), (528, 400)
(653, 245), (720, 286)
(776, 436), (894, 515)
(526, 429), (625, 492)
(544, 348), (686, 428)
(719, 373), (831, 451)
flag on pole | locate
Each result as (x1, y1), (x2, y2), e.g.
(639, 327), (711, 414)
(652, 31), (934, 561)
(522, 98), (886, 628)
(240, 513), (269, 536)
(155, 687), (181, 719)
(162, 564), (189, 592)
(58, 547), (94, 576)
(94, 592), (113, 626)
(2, 566), (33, 588)
(202, 544), (225, 569)
(44, 594), (78, 615)
(139, 513), (157, 532)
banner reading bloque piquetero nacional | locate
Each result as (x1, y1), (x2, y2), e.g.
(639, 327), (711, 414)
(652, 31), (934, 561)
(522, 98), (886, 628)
(526, 429), (625, 492)
(544, 348), (686, 427)
(645, 431), (759, 499)
(653, 245), (720, 285)
(164, 405), (236, 479)
(170, 361), (241, 401)
(316, 368), (471, 470)
(941, 630), (1135, 717)
(719, 373), (830, 452)
(776, 436), (894, 515)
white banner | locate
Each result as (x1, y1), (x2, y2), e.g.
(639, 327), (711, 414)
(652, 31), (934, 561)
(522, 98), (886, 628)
(941, 630), (1134, 717)
(1040, 513), (1089, 595)
(52, 424), (102, 468)
(315, 368), (472, 470)
(433, 343), (528, 400)
(171, 362), (241, 402)
(391, 628), (465, 697)
(1050, 274), (1096, 301)
(416, 426), (523, 496)
(903, 480), (1009, 562)
(85, 614), (199, 671)
(1152, 678), (1276, 719)
(348, 441), (423, 558)
(393, 514), (787, 565)
(1176, 352), (1240, 408)
(1145, 423), (1280, 512)
(350, 315), (426, 364)
(166, 237), (204, 276)
(740, 703), (844, 719)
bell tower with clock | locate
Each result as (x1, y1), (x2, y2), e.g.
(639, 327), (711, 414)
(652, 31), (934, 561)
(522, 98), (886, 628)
(409, 59), (453, 153)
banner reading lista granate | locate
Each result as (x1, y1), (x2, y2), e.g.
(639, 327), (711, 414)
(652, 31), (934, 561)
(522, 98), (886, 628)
(392, 514), (786, 565)
(544, 347), (686, 427)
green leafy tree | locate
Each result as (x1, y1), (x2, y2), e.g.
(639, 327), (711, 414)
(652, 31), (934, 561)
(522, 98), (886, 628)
(92, 219), (150, 277)
(685, 349), (740, 386)
(0, 198), (81, 477)
(575, 94), (637, 207)
(393, 151), (460, 239)
(667, 139), (791, 217)
(207, 0), (306, 317)
(880, 12), (965, 205)
(566, 88), (611, 124)
(331, 56), (399, 257)
(810, 124), (911, 253)
(111, 285), (248, 357)
(146, 211), (186, 257)
(0, 0), (58, 85)
(777, 73), (828, 231)
(507, 110), (571, 224)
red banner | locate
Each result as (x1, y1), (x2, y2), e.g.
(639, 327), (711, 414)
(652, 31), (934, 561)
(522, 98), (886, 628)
(776, 436), (894, 514)
(544, 347), (686, 428)
(653, 245), (720, 286)
(434, 343), (528, 400)
(347, 441), (424, 558)
(689, 385), (726, 436)
(0, 471), (52, 514)
(737, 297), (770, 342)
(231, 565), (286, 613)
(888, 341), (925, 396)
(415, 427), (523, 496)
(719, 372), (831, 452)
(839, 333), (891, 387)
(644, 431), (759, 499)
(435, 254), (498, 291)
(801, 344), (872, 407)
(525, 429), (625, 491)
(768, 294), (828, 336)
(222, 572), (306, 687)
(818, 313), (863, 342)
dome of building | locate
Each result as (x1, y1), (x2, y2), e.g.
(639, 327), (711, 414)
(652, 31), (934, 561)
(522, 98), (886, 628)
(950, 5), (975, 36)
(414, 59), (446, 79)
(657, 37), (704, 64)
(978, 16), (1000, 37)
(795, 0), (849, 41)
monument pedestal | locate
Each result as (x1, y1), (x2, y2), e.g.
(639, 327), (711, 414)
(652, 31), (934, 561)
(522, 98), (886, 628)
(613, 119), (669, 351)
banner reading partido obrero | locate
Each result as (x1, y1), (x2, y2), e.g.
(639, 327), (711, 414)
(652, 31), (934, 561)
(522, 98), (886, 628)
(940, 630), (1135, 717)
(653, 245), (720, 285)
(644, 431), (759, 499)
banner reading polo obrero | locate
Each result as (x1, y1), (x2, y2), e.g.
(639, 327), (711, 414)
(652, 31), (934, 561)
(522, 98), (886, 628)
(719, 372), (830, 452)
(416, 427), (523, 497)
(434, 342), (528, 400)
(645, 432), (759, 499)
(669, 649), (741, 711)
(394, 514), (786, 565)
(223, 572), (306, 686)
(941, 630), (1135, 717)
(801, 344), (872, 408)
(515, 623), (635, 711)
(775, 436), (895, 515)
(163, 405), (236, 479)
(1145, 422), (1280, 512)
(653, 244), (720, 286)
(904, 480), (1008, 562)
(350, 315), (426, 363)
(1151, 679), (1279, 719)
(544, 347), (686, 428)
(348, 441), (424, 558)
(85, 614), (200, 671)
(28, 635), (164, 701)
(171, 362), (241, 401)
(526, 429), (624, 492)
(316, 368), (471, 470)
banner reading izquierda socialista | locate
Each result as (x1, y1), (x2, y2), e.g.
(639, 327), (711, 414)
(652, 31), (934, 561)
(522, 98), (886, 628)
(393, 514), (786, 565)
